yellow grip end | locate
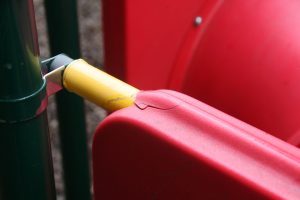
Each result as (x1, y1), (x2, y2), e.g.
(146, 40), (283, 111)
(63, 59), (139, 112)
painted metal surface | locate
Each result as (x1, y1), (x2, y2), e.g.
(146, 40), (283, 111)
(64, 59), (139, 111)
(42, 54), (74, 96)
(42, 54), (138, 112)
(44, 1), (91, 199)
(0, 0), (56, 199)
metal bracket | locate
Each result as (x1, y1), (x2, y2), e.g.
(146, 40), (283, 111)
(41, 54), (74, 96)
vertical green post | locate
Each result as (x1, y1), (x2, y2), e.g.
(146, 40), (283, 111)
(0, 0), (56, 199)
(44, 1), (91, 200)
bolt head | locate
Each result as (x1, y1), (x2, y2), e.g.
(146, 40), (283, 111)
(194, 16), (202, 26)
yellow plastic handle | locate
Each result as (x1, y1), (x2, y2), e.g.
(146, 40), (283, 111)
(63, 59), (139, 112)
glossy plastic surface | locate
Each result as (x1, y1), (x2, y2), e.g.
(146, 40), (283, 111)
(175, 0), (300, 146)
(103, 0), (221, 88)
(102, 0), (300, 146)
(93, 90), (300, 200)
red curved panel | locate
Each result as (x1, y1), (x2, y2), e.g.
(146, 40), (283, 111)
(93, 90), (300, 200)
(102, 0), (300, 145)
(175, 0), (300, 144)
(103, 0), (222, 88)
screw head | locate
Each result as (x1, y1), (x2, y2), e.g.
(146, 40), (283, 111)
(194, 16), (202, 26)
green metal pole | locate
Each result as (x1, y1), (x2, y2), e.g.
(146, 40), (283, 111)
(44, 1), (91, 200)
(0, 0), (56, 199)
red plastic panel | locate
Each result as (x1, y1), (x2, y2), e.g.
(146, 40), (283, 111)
(102, 0), (300, 146)
(93, 90), (300, 200)
(173, 0), (300, 146)
(102, 0), (222, 88)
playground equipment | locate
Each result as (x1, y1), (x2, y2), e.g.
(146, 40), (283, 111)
(93, 89), (300, 199)
(97, 0), (300, 198)
(1, 0), (300, 199)
(44, 1), (91, 199)
(0, 1), (89, 199)
(43, 54), (139, 111)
